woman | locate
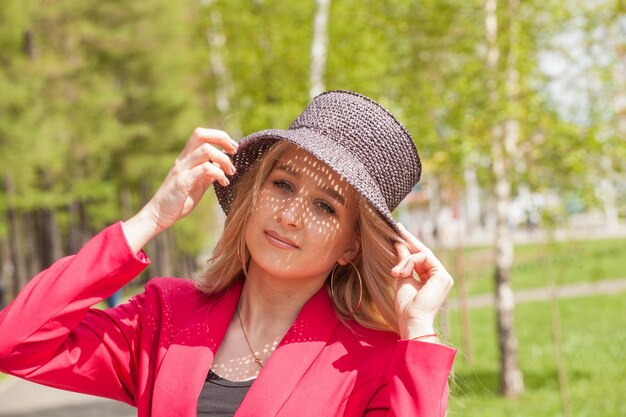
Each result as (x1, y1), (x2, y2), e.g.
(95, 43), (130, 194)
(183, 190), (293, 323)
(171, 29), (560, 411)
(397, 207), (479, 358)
(0, 90), (455, 416)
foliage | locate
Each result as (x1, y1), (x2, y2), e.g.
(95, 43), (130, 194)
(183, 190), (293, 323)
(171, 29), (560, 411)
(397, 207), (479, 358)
(0, 0), (624, 263)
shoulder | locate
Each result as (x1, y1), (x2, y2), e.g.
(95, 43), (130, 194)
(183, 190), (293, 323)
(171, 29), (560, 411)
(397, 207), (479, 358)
(137, 276), (224, 320)
(144, 276), (197, 294)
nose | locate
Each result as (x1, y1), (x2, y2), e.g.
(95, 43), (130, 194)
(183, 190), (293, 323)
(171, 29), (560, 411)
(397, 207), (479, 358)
(276, 196), (305, 229)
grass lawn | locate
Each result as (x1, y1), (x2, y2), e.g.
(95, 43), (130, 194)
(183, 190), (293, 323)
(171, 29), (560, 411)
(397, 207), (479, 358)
(444, 237), (626, 297)
(447, 293), (626, 417)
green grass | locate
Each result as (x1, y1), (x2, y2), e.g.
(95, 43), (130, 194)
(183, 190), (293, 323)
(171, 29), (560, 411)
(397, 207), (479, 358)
(444, 237), (626, 297)
(447, 293), (626, 417)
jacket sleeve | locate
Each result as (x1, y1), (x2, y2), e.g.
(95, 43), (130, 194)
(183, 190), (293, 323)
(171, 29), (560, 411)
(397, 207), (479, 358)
(0, 222), (150, 405)
(364, 340), (456, 417)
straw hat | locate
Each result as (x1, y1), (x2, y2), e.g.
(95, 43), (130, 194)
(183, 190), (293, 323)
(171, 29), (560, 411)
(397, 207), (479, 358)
(214, 90), (421, 235)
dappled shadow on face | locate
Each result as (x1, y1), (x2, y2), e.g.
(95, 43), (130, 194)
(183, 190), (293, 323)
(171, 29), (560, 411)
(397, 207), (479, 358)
(250, 147), (359, 272)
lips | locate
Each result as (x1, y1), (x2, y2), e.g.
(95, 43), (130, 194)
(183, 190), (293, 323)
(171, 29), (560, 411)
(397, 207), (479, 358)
(264, 230), (299, 249)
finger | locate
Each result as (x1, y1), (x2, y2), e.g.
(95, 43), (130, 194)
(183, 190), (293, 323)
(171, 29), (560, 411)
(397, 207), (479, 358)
(397, 224), (447, 270)
(180, 143), (236, 175)
(407, 252), (451, 284)
(395, 242), (412, 259)
(396, 223), (431, 254)
(188, 161), (230, 188)
(391, 243), (413, 276)
(184, 128), (238, 156)
(391, 257), (413, 277)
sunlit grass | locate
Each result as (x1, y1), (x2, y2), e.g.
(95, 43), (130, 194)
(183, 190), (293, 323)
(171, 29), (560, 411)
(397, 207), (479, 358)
(444, 237), (626, 296)
(447, 293), (626, 417)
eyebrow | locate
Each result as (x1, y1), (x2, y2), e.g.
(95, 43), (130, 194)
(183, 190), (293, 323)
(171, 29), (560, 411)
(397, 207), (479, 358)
(275, 164), (346, 206)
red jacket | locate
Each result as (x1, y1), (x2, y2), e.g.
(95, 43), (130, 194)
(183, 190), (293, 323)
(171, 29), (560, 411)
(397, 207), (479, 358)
(0, 222), (455, 416)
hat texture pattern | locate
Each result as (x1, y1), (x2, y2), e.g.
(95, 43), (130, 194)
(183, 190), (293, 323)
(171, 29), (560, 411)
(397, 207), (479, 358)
(214, 90), (421, 234)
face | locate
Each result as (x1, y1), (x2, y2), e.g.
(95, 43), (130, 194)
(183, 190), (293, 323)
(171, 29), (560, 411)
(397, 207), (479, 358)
(244, 147), (360, 286)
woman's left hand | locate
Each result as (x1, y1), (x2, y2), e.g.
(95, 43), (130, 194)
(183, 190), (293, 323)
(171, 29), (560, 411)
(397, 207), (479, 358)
(391, 223), (454, 341)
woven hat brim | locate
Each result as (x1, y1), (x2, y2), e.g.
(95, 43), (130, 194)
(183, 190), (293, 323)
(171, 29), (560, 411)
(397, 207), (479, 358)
(214, 127), (401, 235)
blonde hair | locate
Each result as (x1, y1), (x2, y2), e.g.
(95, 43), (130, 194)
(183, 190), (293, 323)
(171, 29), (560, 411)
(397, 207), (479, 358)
(196, 141), (402, 334)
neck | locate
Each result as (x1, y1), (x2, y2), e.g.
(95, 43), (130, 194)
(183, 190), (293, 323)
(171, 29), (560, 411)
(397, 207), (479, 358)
(238, 262), (328, 333)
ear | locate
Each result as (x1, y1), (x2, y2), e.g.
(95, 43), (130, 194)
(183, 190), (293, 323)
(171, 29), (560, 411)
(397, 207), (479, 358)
(337, 236), (361, 266)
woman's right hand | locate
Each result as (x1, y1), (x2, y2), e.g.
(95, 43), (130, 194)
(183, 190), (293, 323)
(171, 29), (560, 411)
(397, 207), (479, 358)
(122, 128), (238, 252)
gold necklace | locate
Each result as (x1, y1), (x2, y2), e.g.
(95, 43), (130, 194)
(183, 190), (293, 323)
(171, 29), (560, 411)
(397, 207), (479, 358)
(237, 307), (264, 368)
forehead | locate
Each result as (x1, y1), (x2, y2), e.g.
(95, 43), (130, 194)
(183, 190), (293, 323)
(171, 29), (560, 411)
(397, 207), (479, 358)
(274, 147), (352, 193)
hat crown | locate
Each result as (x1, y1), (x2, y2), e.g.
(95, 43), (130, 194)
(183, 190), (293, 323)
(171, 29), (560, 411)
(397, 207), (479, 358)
(214, 90), (422, 235)
(288, 90), (420, 211)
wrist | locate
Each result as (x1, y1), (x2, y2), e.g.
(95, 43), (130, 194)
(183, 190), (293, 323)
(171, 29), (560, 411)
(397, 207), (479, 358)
(399, 317), (435, 340)
(121, 207), (164, 253)
(409, 333), (439, 343)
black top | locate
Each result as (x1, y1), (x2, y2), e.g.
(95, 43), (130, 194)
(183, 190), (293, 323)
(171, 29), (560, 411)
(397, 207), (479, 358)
(197, 370), (255, 417)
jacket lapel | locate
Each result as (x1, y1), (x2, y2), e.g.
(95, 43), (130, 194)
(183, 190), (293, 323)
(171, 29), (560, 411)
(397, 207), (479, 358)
(151, 281), (242, 417)
(235, 287), (339, 417)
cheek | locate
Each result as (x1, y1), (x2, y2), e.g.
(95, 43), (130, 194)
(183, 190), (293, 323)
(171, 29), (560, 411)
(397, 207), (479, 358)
(311, 218), (355, 254)
(249, 190), (278, 222)
(307, 216), (341, 240)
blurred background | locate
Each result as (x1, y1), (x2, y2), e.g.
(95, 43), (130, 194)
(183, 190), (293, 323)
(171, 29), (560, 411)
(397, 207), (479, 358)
(0, 0), (625, 416)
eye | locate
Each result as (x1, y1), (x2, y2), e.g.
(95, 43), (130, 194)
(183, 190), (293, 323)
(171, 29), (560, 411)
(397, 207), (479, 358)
(315, 200), (336, 215)
(272, 179), (293, 193)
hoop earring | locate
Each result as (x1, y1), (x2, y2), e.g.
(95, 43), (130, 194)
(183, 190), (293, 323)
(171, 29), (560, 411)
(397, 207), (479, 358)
(237, 244), (248, 276)
(330, 261), (363, 315)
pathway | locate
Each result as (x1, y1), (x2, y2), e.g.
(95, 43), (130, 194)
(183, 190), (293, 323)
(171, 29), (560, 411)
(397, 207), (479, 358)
(447, 277), (626, 309)
(0, 376), (135, 417)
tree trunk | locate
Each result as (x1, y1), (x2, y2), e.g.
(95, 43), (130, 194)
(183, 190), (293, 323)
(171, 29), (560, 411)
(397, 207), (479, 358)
(544, 235), (572, 417)
(4, 175), (27, 299)
(0, 237), (10, 309)
(36, 170), (63, 268)
(310, 0), (331, 99)
(22, 211), (41, 280)
(203, 0), (240, 137)
(452, 193), (472, 362)
(463, 167), (482, 233)
(485, 0), (524, 397)
(614, 4), (626, 137)
(67, 200), (92, 254)
(154, 229), (174, 278)
(36, 206), (63, 268)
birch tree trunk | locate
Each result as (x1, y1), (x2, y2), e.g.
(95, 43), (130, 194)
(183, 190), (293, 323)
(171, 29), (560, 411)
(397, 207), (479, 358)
(613, 5), (626, 138)
(485, 0), (524, 397)
(202, 0), (240, 137)
(310, 0), (331, 99)
(464, 167), (482, 232)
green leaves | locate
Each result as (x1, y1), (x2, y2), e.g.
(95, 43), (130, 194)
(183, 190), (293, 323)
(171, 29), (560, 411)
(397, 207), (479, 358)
(0, 0), (623, 261)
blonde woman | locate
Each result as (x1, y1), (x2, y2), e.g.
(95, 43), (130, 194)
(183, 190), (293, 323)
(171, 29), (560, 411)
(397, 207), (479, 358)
(0, 91), (455, 417)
